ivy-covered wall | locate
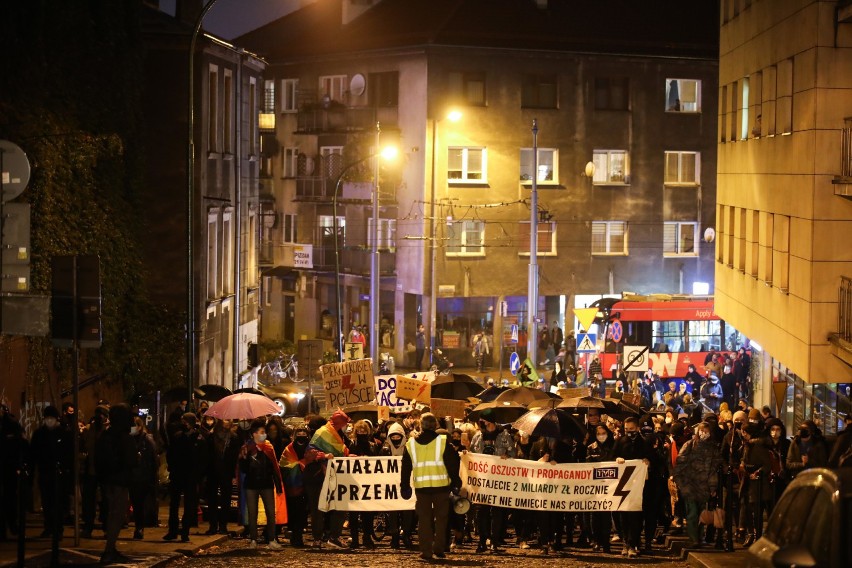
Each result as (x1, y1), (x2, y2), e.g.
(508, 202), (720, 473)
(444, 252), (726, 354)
(0, 1), (185, 404)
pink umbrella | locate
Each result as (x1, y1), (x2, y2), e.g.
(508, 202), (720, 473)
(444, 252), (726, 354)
(203, 392), (280, 420)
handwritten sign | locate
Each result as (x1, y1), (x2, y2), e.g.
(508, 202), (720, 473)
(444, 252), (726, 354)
(429, 398), (467, 420)
(320, 358), (375, 411)
(395, 375), (432, 403)
(377, 406), (390, 422)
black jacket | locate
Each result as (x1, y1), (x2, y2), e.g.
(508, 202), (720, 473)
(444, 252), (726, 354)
(167, 427), (208, 482)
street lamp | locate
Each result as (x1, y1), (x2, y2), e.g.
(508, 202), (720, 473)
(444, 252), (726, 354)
(526, 119), (540, 367)
(333, 141), (397, 362)
(429, 109), (461, 367)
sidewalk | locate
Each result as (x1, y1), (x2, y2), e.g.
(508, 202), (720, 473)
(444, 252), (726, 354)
(0, 503), (227, 568)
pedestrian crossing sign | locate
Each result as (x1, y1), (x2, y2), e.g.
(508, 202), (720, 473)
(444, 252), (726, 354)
(576, 332), (597, 353)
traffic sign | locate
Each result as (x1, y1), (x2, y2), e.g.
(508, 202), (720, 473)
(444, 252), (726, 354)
(576, 332), (597, 353)
(573, 307), (597, 332)
(623, 345), (649, 372)
(610, 319), (623, 343)
(509, 352), (521, 376)
(510, 324), (519, 344)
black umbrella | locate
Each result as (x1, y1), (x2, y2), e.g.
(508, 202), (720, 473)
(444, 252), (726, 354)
(193, 384), (232, 402)
(512, 408), (585, 440)
(495, 386), (552, 406)
(429, 373), (483, 400)
(234, 387), (268, 397)
(557, 396), (620, 415)
(527, 398), (563, 410)
(602, 397), (642, 419)
(476, 385), (509, 403)
(469, 400), (528, 424)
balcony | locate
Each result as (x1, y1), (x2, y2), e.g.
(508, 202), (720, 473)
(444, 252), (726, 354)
(829, 275), (852, 368)
(295, 176), (384, 203)
(312, 245), (396, 276)
(296, 105), (397, 134)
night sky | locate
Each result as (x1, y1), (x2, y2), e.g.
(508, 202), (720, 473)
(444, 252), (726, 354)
(159, 0), (300, 40)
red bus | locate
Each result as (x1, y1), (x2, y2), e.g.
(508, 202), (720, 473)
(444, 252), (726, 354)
(593, 295), (747, 378)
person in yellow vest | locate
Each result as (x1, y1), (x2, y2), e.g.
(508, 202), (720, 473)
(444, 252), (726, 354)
(400, 413), (461, 561)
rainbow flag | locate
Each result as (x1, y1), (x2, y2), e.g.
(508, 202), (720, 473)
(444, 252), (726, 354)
(309, 423), (349, 457)
(279, 444), (306, 496)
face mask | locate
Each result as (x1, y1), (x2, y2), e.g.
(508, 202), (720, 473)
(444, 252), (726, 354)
(799, 429), (810, 439)
(356, 434), (369, 443)
(596, 434), (608, 443)
(389, 435), (403, 448)
(130, 426), (139, 435)
(734, 422), (743, 430)
(699, 432), (710, 441)
(665, 417), (673, 424)
(254, 434), (267, 444)
(295, 436), (309, 445)
(451, 438), (461, 447)
(626, 431), (638, 440)
(44, 418), (58, 429)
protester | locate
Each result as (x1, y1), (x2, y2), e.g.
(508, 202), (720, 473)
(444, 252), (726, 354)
(128, 415), (159, 540)
(380, 421), (415, 549)
(348, 420), (378, 549)
(30, 405), (73, 539)
(613, 417), (651, 558)
(95, 403), (137, 564)
(828, 412), (851, 468)
(206, 419), (239, 535)
(80, 404), (109, 538)
(279, 425), (316, 547)
(164, 413), (208, 542)
(239, 419), (284, 550)
(400, 413), (461, 561)
(739, 422), (772, 546)
(0, 408), (27, 541)
(673, 422), (722, 548)
(586, 424), (615, 553)
(786, 419), (829, 476)
(307, 410), (351, 549)
(470, 411), (515, 553)
(700, 373), (723, 413)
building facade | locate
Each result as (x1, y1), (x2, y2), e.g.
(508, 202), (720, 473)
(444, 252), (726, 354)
(142, 3), (265, 389)
(716, 0), (852, 434)
(241, 0), (720, 370)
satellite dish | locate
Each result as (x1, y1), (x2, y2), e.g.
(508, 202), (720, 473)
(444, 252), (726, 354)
(704, 227), (716, 243)
(350, 74), (366, 97)
(0, 140), (31, 203)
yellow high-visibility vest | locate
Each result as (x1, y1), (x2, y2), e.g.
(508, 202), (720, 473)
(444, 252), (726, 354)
(407, 434), (450, 489)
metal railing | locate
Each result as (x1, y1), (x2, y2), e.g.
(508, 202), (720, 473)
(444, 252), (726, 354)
(840, 275), (852, 341)
(841, 126), (852, 178)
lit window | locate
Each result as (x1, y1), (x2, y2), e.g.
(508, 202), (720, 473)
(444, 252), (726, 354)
(592, 150), (629, 184)
(319, 75), (347, 103)
(664, 222), (698, 256)
(448, 147), (486, 183)
(368, 218), (397, 251)
(664, 151), (700, 185)
(282, 147), (299, 178)
(446, 220), (485, 257)
(520, 148), (558, 184)
(518, 221), (557, 256)
(591, 221), (627, 255)
(665, 79), (701, 112)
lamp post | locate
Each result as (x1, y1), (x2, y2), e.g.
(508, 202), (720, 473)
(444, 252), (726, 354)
(526, 119), (540, 367)
(333, 140), (398, 363)
(186, 0), (220, 404)
(428, 110), (461, 367)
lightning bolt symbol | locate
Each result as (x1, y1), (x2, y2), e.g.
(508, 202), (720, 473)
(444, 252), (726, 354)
(416, 383), (428, 398)
(341, 374), (354, 391)
(613, 465), (635, 509)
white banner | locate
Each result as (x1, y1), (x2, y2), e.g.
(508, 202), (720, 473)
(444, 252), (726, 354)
(461, 453), (647, 512)
(318, 456), (415, 512)
(373, 372), (434, 414)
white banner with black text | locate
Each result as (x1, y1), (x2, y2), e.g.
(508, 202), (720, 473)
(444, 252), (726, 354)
(317, 456), (415, 512)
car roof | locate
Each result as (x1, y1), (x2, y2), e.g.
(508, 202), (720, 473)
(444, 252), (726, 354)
(788, 468), (852, 498)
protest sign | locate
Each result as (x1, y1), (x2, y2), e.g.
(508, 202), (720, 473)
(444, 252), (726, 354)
(320, 359), (376, 411)
(374, 375), (413, 413)
(377, 406), (390, 422)
(395, 374), (432, 403)
(460, 453), (646, 512)
(318, 456), (415, 512)
(430, 398), (467, 420)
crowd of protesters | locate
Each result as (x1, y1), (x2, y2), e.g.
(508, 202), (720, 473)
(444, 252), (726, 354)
(1, 366), (850, 564)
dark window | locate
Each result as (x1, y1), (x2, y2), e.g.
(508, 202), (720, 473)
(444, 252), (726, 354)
(522, 74), (557, 108)
(594, 77), (629, 110)
(368, 72), (398, 107)
(448, 71), (486, 106)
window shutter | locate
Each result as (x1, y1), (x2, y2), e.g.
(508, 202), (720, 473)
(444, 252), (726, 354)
(593, 153), (607, 183)
(682, 153), (697, 183)
(664, 152), (679, 183)
(610, 222), (626, 253)
(591, 222), (606, 253)
(664, 223), (677, 253)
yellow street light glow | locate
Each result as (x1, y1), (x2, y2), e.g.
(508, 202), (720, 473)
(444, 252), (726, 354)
(447, 110), (462, 122)
(380, 145), (399, 161)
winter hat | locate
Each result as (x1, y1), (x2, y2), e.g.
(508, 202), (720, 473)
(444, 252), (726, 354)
(43, 405), (60, 419)
(330, 409), (351, 429)
(733, 410), (747, 424)
(748, 409), (762, 423)
(388, 422), (405, 438)
(743, 422), (762, 438)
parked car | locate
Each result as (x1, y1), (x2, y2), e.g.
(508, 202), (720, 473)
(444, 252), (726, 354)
(748, 467), (852, 568)
(257, 382), (305, 417)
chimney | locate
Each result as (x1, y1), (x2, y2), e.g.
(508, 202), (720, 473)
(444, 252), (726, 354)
(175, 0), (202, 26)
(343, 0), (379, 26)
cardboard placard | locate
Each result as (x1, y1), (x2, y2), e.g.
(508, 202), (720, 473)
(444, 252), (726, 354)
(377, 406), (391, 422)
(395, 375), (432, 403)
(620, 393), (641, 406)
(320, 358), (376, 411)
(557, 387), (588, 399)
(429, 398), (467, 420)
